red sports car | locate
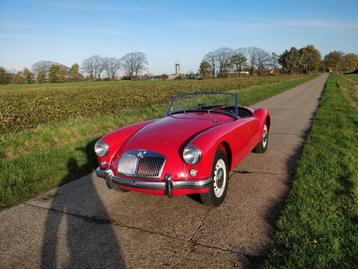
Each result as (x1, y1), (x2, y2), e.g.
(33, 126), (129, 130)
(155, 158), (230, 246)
(95, 93), (270, 206)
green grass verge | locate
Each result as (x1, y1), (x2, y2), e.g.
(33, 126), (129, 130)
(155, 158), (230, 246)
(346, 73), (358, 81)
(264, 74), (358, 268)
(0, 74), (317, 209)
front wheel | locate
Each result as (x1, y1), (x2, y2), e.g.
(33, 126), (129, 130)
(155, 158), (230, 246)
(200, 150), (229, 207)
(253, 123), (269, 153)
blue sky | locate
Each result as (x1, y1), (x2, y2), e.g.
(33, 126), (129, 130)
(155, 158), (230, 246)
(1, 0), (358, 74)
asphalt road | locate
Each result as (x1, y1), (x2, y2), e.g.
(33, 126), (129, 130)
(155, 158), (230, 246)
(0, 74), (328, 269)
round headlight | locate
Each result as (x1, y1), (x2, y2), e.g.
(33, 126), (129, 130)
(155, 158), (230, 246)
(94, 140), (109, 157)
(183, 145), (202, 165)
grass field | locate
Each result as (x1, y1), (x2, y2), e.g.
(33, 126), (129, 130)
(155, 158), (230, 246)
(264, 74), (358, 268)
(0, 74), (317, 209)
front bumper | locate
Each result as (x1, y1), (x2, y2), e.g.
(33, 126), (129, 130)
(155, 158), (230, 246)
(95, 167), (212, 197)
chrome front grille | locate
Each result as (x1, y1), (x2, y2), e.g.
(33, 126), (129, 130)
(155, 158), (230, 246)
(117, 150), (166, 178)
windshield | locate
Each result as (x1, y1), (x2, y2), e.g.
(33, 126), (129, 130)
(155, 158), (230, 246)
(167, 92), (238, 118)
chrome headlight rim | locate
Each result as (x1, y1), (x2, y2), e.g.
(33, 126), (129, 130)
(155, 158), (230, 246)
(94, 140), (109, 157)
(183, 145), (202, 165)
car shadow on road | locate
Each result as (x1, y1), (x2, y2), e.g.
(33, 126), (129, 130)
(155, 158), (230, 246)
(40, 141), (126, 269)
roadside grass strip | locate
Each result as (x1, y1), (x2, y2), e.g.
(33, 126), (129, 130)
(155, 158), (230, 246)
(264, 74), (358, 268)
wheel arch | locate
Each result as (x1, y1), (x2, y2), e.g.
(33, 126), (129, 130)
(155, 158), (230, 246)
(218, 141), (232, 171)
(265, 114), (271, 130)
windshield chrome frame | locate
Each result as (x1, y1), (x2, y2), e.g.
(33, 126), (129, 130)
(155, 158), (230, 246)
(166, 92), (239, 119)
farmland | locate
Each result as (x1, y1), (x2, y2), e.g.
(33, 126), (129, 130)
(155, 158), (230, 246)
(264, 74), (358, 268)
(0, 74), (317, 209)
(1, 75), (313, 133)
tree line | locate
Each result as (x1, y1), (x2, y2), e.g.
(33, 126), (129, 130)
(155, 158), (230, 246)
(0, 51), (148, 85)
(1, 46), (357, 85)
(199, 45), (358, 78)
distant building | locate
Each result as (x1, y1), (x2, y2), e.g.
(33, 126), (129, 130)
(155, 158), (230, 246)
(175, 63), (180, 75)
(168, 62), (181, 79)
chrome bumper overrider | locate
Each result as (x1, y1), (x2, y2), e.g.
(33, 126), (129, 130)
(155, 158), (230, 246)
(95, 167), (212, 198)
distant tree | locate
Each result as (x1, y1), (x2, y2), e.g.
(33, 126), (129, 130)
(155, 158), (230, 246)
(271, 52), (280, 71)
(14, 71), (25, 84)
(279, 47), (300, 74)
(299, 45), (321, 73)
(81, 55), (105, 80)
(199, 60), (213, 78)
(23, 67), (34, 83)
(69, 63), (80, 82)
(94, 56), (105, 79)
(48, 64), (60, 83)
(81, 57), (95, 80)
(324, 51), (344, 72)
(229, 52), (247, 74)
(342, 53), (358, 72)
(204, 48), (233, 76)
(103, 57), (121, 80)
(0, 67), (11, 85)
(203, 51), (217, 77)
(120, 52), (148, 79)
(32, 60), (56, 79)
(278, 49), (290, 73)
(246, 47), (262, 75)
(58, 66), (68, 82)
(256, 49), (271, 74)
(36, 71), (46, 83)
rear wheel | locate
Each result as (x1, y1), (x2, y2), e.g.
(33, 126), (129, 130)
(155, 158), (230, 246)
(253, 123), (269, 153)
(200, 150), (229, 207)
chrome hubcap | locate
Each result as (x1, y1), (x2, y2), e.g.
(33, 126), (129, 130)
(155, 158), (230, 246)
(213, 159), (227, 198)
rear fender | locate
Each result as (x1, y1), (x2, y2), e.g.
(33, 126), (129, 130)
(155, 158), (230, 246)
(254, 107), (270, 138)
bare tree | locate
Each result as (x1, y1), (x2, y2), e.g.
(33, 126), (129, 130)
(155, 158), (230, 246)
(204, 48), (233, 76)
(32, 60), (57, 77)
(246, 47), (260, 75)
(204, 51), (217, 77)
(81, 57), (95, 79)
(93, 55), (105, 79)
(103, 57), (121, 80)
(120, 52), (148, 79)
(81, 55), (105, 80)
(256, 49), (271, 74)
(245, 47), (271, 75)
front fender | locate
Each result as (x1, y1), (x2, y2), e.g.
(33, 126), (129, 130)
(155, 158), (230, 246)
(186, 121), (243, 178)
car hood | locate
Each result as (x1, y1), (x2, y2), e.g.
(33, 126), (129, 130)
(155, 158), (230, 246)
(120, 113), (233, 153)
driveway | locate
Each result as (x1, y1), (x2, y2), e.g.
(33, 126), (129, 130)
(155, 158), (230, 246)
(0, 74), (328, 268)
